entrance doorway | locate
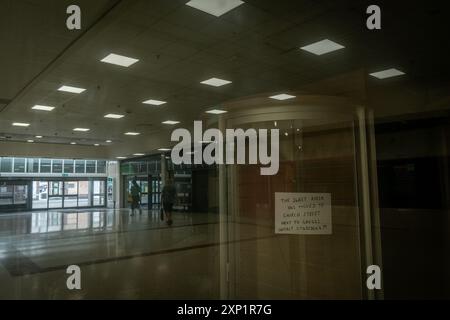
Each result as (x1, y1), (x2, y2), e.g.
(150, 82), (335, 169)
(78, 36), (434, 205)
(124, 176), (150, 210)
(31, 179), (106, 210)
(0, 180), (30, 212)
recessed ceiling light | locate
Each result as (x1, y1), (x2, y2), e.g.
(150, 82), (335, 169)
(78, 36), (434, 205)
(101, 53), (139, 67)
(162, 120), (180, 125)
(186, 0), (244, 17)
(124, 132), (141, 136)
(270, 94), (296, 101)
(35, 135), (43, 139)
(12, 122), (30, 127)
(200, 77), (232, 87)
(143, 99), (167, 106)
(300, 39), (345, 56)
(94, 144), (100, 146)
(73, 128), (90, 132)
(206, 109), (227, 114)
(105, 140), (112, 143)
(104, 113), (125, 119)
(71, 142), (77, 145)
(133, 153), (145, 156)
(32, 105), (55, 111)
(58, 86), (86, 94)
(369, 68), (405, 79)
(27, 140), (34, 143)
(116, 157), (127, 160)
(158, 148), (171, 152)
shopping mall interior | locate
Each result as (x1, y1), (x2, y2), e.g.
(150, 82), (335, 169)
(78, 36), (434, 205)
(1, 0), (450, 299)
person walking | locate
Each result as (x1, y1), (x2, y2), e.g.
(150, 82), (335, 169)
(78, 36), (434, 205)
(161, 172), (177, 226)
(130, 177), (142, 216)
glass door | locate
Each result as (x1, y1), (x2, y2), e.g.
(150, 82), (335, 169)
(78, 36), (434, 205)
(151, 176), (162, 209)
(78, 180), (90, 207)
(0, 181), (30, 212)
(32, 181), (48, 209)
(48, 181), (63, 209)
(93, 180), (106, 206)
(64, 181), (78, 208)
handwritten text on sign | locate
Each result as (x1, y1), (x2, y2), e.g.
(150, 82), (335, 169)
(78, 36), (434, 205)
(275, 193), (332, 235)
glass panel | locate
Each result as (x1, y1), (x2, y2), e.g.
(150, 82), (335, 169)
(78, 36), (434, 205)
(13, 158), (26, 173)
(52, 160), (63, 173)
(93, 180), (105, 206)
(227, 117), (361, 299)
(48, 197), (62, 209)
(0, 184), (14, 206)
(48, 181), (63, 209)
(32, 181), (48, 209)
(64, 160), (74, 174)
(86, 161), (96, 174)
(64, 181), (78, 208)
(27, 159), (39, 173)
(140, 180), (148, 205)
(75, 160), (85, 173)
(78, 181), (90, 207)
(97, 161), (106, 174)
(0, 158), (12, 173)
(40, 159), (51, 173)
(13, 185), (28, 204)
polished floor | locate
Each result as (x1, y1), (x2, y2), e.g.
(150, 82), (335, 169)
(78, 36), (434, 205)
(0, 208), (357, 299)
(0, 208), (224, 299)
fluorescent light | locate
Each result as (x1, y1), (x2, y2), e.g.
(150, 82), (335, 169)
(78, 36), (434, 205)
(201, 77), (232, 87)
(186, 0), (244, 17)
(270, 94), (296, 101)
(35, 136), (43, 139)
(73, 128), (90, 132)
(27, 140), (34, 143)
(101, 53), (139, 67)
(158, 148), (171, 152)
(162, 120), (180, 125)
(104, 113), (125, 119)
(32, 105), (55, 111)
(206, 109), (227, 114)
(300, 39), (345, 56)
(70, 142), (77, 145)
(106, 140), (112, 143)
(125, 132), (140, 136)
(12, 122), (30, 127)
(116, 157), (127, 160)
(94, 144), (100, 147)
(369, 68), (405, 79)
(58, 86), (86, 94)
(143, 99), (167, 106)
(133, 153), (145, 156)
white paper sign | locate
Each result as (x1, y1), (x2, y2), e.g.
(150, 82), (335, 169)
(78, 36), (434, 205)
(275, 192), (332, 235)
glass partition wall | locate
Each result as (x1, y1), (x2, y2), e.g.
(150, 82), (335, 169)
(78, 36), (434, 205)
(31, 179), (106, 210)
(213, 95), (381, 300)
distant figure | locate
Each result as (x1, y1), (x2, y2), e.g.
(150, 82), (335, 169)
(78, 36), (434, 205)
(161, 172), (177, 226)
(130, 177), (142, 216)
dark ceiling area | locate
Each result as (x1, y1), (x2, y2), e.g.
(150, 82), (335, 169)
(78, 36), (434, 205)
(0, 0), (449, 158)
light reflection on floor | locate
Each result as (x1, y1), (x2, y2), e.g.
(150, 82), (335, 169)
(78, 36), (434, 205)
(0, 209), (221, 299)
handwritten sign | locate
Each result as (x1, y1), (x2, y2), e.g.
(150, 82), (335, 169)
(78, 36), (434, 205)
(275, 193), (332, 235)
